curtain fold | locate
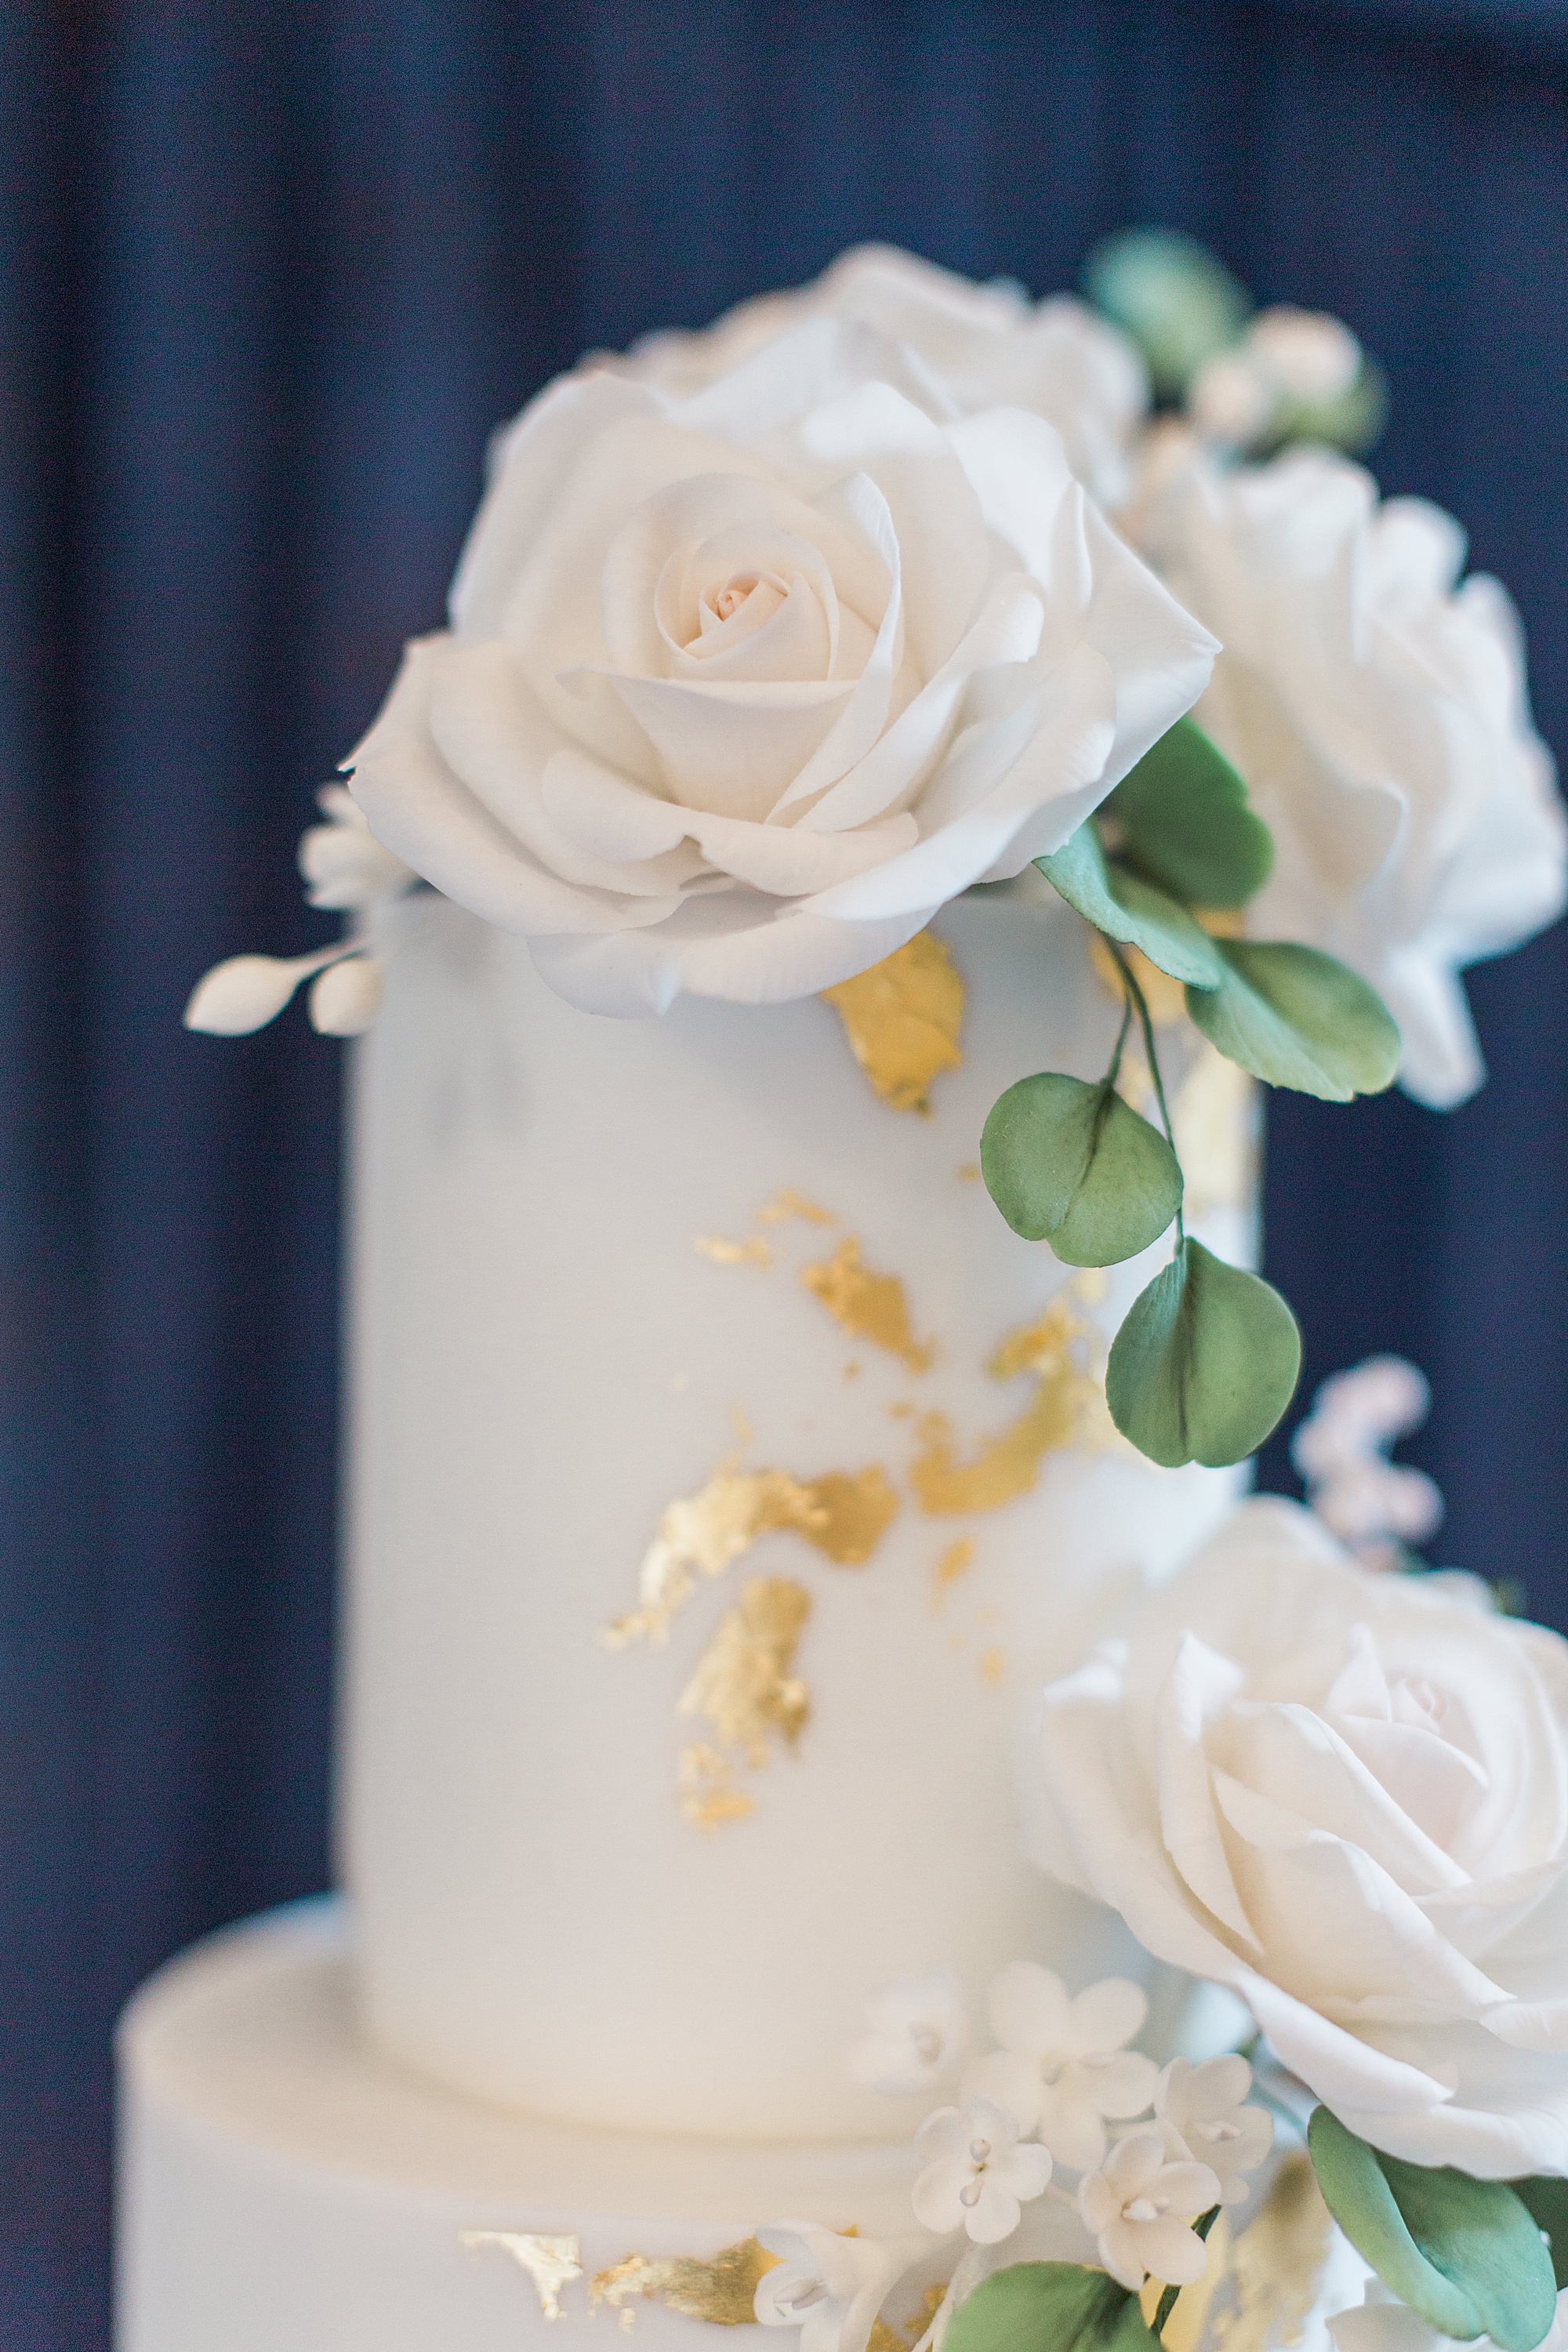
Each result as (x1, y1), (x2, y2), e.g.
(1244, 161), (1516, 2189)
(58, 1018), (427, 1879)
(3, 5), (1566, 2344)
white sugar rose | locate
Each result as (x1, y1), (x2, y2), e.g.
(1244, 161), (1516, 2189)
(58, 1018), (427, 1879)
(347, 321), (1213, 1015)
(1129, 440), (1566, 1109)
(615, 244), (1150, 510)
(1022, 1497), (1568, 2177)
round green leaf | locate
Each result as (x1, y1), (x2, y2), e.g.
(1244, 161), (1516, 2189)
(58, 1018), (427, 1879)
(1309, 2110), (1558, 2352)
(1105, 1237), (1301, 1468)
(1108, 718), (1274, 910)
(1185, 942), (1401, 1100)
(1036, 826), (1225, 988)
(981, 1073), (1182, 1265)
(1082, 228), (1251, 401)
(945, 2263), (1151, 2352)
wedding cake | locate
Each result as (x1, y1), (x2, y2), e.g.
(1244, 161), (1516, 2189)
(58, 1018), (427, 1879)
(118, 244), (1568, 2352)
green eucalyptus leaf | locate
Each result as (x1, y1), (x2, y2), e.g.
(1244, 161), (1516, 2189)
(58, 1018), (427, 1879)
(1108, 719), (1274, 910)
(944, 2262), (1153, 2352)
(1083, 229), (1252, 401)
(1105, 1237), (1301, 1468)
(1185, 942), (1400, 1100)
(1512, 2178), (1568, 2289)
(1036, 826), (1225, 989)
(1308, 2110), (1558, 2352)
(981, 1073), (1182, 1266)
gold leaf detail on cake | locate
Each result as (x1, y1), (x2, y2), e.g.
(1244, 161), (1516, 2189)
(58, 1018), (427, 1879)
(909, 1293), (1112, 1516)
(869, 2283), (950, 2352)
(801, 1239), (933, 1370)
(695, 1234), (773, 1268)
(1211, 2152), (1334, 2352)
(978, 1645), (1004, 1687)
(607, 1461), (898, 1645)
(677, 1742), (754, 1830)
(804, 1465), (898, 1563)
(755, 1188), (837, 1226)
(933, 1537), (976, 1600)
(680, 1575), (811, 1765)
(460, 2230), (583, 2319)
(821, 931), (965, 1113)
(1139, 2209), (1232, 2352)
(591, 2237), (782, 2325)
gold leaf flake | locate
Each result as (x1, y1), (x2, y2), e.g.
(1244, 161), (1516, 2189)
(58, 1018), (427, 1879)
(680, 1576), (811, 1765)
(756, 1188), (836, 1226)
(802, 1238), (932, 1370)
(933, 1537), (976, 1600)
(731, 1404), (753, 1446)
(822, 931), (965, 1112)
(910, 1296), (1110, 1516)
(592, 2238), (782, 2326)
(1213, 2153), (1334, 2352)
(805, 1465), (898, 1563)
(677, 1743), (753, 1830)
(979, 1646), (1004, 1687)
(695, 1235), (773, 1268)
(608, 1460), (897, 1645)
(1140, 2209), (1232, 2352)
(956, 1163), (980, 1183)
(461, 2230), (583, 2320)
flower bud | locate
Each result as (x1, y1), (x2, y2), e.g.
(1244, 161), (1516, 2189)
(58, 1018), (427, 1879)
(183, 953), (305, 1035)
(308, 953), (383, 1036)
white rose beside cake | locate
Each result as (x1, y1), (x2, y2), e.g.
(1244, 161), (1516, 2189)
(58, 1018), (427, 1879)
(126, 236), (1567, 2352)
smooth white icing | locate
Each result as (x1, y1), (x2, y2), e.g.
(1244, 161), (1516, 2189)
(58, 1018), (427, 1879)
(341, 885), (1254, 2138)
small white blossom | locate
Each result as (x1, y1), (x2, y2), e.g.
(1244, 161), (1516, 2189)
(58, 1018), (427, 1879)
(754, 2223), (923, 2352)
(1154, 2056), (1272, 2205)
(1330, 2279), (1568, 2352)
(298, 784), (416, 910)
(963, 1964), (1158, 2169)
(912, 2095), (1053, 2246)
(1188, 349), (1277, 449)
(849, 1969), (970, 2097)
(1246, 306), (1363, 404)
(1077, 2130), (1221, 2293)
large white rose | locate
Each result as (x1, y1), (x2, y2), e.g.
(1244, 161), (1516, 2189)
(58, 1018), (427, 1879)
(348, 321), (1214, 1014)
(1130, 436), (1566, 1109)
(1021, 1497), (1568, 2178)
(612, 244), (1150, 510)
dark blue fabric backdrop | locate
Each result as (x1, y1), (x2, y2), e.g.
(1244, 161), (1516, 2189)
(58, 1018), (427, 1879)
(5, 5), (1568, 2345)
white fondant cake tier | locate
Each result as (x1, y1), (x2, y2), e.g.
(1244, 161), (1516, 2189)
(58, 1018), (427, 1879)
(343, 886), (1256, 2140)
(116, 1900), (925, 2352)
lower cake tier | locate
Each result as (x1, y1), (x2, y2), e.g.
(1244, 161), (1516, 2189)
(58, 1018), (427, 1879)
(115, 1900), (920, 2352)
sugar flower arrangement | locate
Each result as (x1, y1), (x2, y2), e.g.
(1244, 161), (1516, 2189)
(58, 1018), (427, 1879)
(186, 234), (1563, 1470)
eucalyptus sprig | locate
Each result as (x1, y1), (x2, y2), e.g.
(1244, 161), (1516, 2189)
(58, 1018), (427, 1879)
(982, 717), (1401, 1472)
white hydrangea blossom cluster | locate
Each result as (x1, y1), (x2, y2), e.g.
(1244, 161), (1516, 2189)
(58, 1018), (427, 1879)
(1291, 1355), (1444, 1568)
(753, 1962), (1272, 2352)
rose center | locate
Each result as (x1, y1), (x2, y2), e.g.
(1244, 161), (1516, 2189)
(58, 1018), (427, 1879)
(693, 570), (789, 648)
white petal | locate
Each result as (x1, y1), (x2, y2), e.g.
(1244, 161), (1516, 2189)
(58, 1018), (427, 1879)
(183, 953), (305, 1036)
(988, 1962), (1071, 2063)
(1067, 1977), (1149, 2060)
(307, 953), (383, 1036)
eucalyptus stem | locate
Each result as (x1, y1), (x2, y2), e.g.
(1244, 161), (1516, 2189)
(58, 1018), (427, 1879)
(1106, 938), (1184, 1243)
(1104, 990), (1134, 1094)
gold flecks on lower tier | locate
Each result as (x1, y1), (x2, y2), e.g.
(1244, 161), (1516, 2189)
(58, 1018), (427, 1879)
(802, 1238), (933, 1371)
(591, 2238), (782, 2326)
(460, 2230), (583, 2319)
(821, 929), (965, 1113)
(680, 1576), (811, 1766)
(755, 1187), (836, 1226)
(1211, 2152), (1334, 2352)
(694, 1234), (773, 1268)
(677, 1743), (754, 1830)
(909, 1294), (1112, 1515)
(607, 1461), (898, 1646)
(932, 1536), (976, 1600)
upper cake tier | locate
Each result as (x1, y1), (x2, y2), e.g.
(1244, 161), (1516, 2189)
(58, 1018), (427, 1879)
(341, 881), (1255, 2140)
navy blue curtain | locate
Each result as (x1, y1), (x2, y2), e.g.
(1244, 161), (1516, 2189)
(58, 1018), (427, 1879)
(5, 5), (1567, 2344)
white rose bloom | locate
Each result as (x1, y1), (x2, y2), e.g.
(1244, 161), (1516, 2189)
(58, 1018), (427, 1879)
(347, 320), (1214, 1015)
(1131, 441), (1566, 1109)
(1022, 1497), (1568, 2178)
(615, 244), (1150, 510)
